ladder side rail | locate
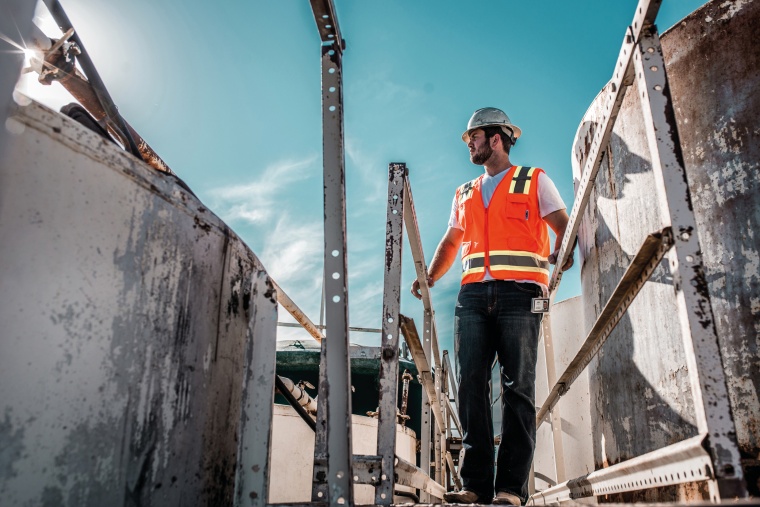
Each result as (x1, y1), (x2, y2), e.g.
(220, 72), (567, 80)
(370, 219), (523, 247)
(434, 353), (444, 485)
(234, 271), (279, 507)
(443, 350), (459, 408)
(419, 312), (433, 503)
(402, 178), (442, 368)
(547, 0), (664, 295)
(633, 25), (748, 500)
(374, 163), (407, 505)
(434, 421), (443, 487)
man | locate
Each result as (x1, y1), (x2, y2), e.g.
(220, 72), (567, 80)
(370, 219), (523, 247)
(411, 107), (573, 505)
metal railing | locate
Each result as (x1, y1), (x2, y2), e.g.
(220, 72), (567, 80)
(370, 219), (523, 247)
(233, 1), (462, 506)
(530, 0), (748, 503)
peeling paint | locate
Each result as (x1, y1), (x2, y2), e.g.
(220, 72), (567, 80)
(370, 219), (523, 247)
(574, 0), (758, 493)
(0, 100), (259, 505)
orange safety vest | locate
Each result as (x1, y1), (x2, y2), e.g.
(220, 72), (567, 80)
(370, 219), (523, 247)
(455, 165), (551, 286)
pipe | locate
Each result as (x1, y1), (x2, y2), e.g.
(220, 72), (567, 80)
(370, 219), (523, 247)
(48, 0), (142, 159)
(276, 375), (317, 415)
(274, 375), (316, 432)
(400, 369), (413, 426)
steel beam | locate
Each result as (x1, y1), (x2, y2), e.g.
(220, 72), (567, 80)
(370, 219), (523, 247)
(353, 455), (382, 486)
(633, 25), (747, 500)
(49, 0), (142, 158)
(530, 434), (714, 504)
(548, 0), (663, 293)
(234, 271), (279, 507)
(374, 163), (407, 504)
(271, 279), (325, 342)
(308, 0), (345, 50)
(310, 0), (352, 500)
(395, 456), (446, 499)
(536, 229), (673, 425)
(277, 322), (379, 334)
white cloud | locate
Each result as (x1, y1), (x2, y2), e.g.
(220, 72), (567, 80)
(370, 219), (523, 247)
(261, 213), (324, 319)
(209, 155), (318, 226)
(345, 137), (386, 207)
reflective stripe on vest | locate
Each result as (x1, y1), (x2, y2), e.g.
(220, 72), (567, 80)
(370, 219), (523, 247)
(509, 166), (538, 194)
(462, 250), (549, 277)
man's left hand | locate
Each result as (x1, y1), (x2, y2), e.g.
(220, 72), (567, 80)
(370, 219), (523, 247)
(548, 250), (574, 272)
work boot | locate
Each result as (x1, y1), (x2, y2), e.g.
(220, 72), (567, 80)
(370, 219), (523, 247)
(443, 489), (483, 504)
(492, 491), (521, 505)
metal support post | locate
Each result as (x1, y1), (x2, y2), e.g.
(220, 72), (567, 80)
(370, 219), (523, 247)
(434, 363), (444, 486)
(375, 163), (407, 505)
(443, 350), (459, 408)
(434, 422), (443, 486)
(234, 271), (279, 507)
(309, 1), (353, 500)
(419, 309), (433, 502)
(634, 25), (747, 500)
(540, 313), (566, 484)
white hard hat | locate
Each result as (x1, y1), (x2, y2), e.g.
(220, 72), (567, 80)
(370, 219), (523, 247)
(462, 107), (522, 143)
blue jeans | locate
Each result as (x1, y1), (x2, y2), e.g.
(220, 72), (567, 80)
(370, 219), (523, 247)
(454, 280), (543, 502)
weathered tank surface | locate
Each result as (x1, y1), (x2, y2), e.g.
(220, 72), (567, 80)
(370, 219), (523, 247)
(573, 0), (759, 497)
(0, 99), (270, 505)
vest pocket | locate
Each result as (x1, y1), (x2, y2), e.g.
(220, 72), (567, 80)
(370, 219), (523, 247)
(502, 194), (538, 251)
(505, 194), (529, 219)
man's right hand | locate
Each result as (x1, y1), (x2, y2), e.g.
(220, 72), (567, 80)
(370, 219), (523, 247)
(411, 275), (435, 300)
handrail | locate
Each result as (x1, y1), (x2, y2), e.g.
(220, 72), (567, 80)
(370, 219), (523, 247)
(402, 177), (442, 369)
(536, 228), (672, 425)
(399, 315), (446, 434)
(271, 279), (325, 342)
(547, 0), (661, 295)
(533, 0), (748, 500)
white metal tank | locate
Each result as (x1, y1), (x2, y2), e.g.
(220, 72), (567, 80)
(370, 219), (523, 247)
(269, 405), (417, 504)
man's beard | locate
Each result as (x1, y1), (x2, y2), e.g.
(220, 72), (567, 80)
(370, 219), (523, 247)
(471, 142), (493, 165)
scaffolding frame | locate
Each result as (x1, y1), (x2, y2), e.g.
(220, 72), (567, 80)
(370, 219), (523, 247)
(234, 2), (458, 505)
(533, 0), (748, 503)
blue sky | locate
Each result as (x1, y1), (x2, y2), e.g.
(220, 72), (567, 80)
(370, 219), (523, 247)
(14, 0), (706, 354)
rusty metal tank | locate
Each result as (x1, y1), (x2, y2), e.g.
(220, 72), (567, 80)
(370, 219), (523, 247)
(572, 0), (759, 497)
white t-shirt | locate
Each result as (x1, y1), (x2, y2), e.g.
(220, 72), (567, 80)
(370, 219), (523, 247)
(448, 169), (566, 293)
